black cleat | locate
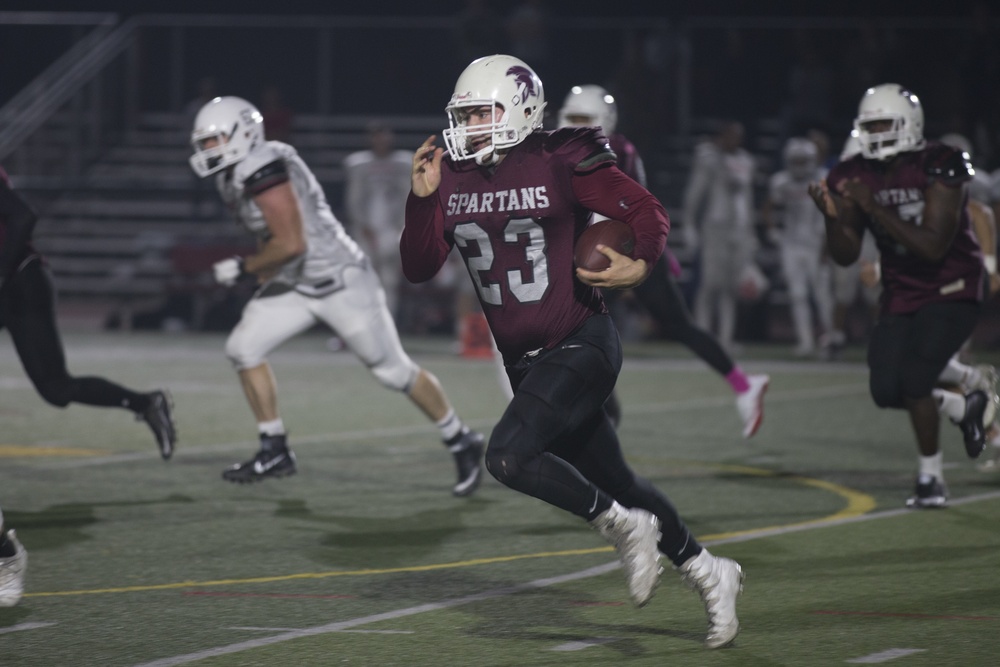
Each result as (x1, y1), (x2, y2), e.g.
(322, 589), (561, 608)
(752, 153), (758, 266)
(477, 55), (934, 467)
(905, 474), (949, 509)
(958, 390), (988, 459)
(448, 430), (484, 497)
(222, 435), (297, 483)
(140, 390), (177, 460)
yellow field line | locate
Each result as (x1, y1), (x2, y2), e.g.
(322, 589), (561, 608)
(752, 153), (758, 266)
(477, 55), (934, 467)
(24, 465), (874, 599)
(0, 445), (111, 457)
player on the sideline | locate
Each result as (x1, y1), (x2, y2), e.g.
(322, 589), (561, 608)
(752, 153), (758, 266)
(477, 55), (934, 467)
(559, 84), (768, 436)
(188, 96), (484, 493)
(401, 54), (744, 648)
(809, 84), (989, 508)
(0, 167), (176, 459)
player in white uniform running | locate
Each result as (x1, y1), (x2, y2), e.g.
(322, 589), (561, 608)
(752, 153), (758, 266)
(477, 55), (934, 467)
(189, 96), (484, 493)
(764, 137), (834, 356)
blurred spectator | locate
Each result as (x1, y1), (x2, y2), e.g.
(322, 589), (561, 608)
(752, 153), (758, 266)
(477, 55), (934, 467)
(452, 0), (505, 68)
(259, 84), (294, 143)
(783, 29), (834, 137)
(342, 122), (412, 318)
(683, 121), (758, 354)
(505, 0), (550, 76)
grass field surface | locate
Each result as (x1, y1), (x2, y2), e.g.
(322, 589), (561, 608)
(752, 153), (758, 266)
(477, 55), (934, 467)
(1, 331), (999, 666)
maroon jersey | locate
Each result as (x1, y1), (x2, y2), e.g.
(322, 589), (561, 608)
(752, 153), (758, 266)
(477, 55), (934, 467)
(402, 127), (669, 363)
(827, 142), (983, 315)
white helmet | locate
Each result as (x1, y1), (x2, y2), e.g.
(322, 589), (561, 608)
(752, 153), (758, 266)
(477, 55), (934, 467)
(558, 84), (618, 134)
(853, 83), (924, 160)
(782, 137), (818, 180)
(189, 96), (265, 177)
(443, 54), (546, 165)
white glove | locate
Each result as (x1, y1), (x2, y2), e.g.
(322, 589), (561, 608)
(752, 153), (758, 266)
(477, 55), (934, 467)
(213, 257), (245, 287)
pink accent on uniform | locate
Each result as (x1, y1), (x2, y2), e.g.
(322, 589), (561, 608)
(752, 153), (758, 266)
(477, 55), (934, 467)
(666, 250), (682, 277)
(726, 367), (750, 394)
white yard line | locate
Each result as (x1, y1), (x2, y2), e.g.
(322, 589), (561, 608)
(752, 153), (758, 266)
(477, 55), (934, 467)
(847, 648), (927, 663)
(0, 622), (57, 635)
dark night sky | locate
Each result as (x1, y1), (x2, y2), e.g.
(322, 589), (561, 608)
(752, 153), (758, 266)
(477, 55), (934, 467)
(0, 1), (990, 19)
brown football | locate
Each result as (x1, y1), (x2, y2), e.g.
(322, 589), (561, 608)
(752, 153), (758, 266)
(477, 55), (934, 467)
(574, 219), (635, 271)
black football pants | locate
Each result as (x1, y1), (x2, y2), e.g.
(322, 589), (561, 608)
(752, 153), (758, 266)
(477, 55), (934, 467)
(485, 313), (701, 566)
(0, 255), (148, 411)
(868, 300), (981, 408)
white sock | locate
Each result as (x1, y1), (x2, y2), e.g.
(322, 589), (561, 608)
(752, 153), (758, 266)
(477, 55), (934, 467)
(436, 409), (464, 442)
(258, 418), (286, 436)
(932, 388), (966, 422)
(918, 452), (943, 479)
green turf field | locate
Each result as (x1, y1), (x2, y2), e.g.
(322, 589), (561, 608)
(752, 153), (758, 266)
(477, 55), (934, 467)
(1, 331), (999, 666)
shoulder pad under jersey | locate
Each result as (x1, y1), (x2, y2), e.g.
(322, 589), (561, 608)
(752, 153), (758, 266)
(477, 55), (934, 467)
(924, 142), (974, 186)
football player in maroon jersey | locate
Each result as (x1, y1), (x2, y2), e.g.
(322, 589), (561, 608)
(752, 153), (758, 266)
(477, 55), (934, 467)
(401, 54), (744, 649)
(559, 84), (768, 437)
(0, 168), (177, 459)
(809, 84), (989, 509)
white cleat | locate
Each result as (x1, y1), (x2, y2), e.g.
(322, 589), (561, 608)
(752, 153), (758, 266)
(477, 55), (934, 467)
(736, 374), (770, 439)
(0, 529), (28, 607)
(591, 501), (662, 607)
(678, 549), (745, 648)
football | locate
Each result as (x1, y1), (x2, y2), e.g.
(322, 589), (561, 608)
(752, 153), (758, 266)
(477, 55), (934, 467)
(574, 219), (635, 271)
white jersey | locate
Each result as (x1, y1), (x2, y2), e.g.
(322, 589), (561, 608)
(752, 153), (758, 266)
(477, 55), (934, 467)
(683, 141), (755, 233)
(768, 166), (828, 249)
(215, 141), (365, 296)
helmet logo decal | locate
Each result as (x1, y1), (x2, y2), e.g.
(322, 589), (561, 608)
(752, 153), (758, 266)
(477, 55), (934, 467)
(507, 66), (537, 105)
